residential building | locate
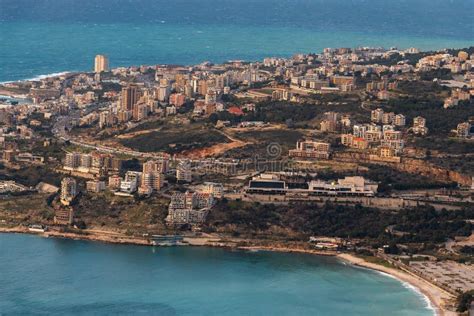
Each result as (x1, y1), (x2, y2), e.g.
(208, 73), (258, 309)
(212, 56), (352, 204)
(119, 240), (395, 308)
(143, 159), (169, 174)
(86, 180), (106, 193)
(64, 152), (81, 169)
(54, 208), (74, 225)
(166, 191), (214, 225)
(371, 108), (384, 123)
(413, 116), (429, 136)
(177, 162), (192, 182)
(94, 54), (109, 73)
(382, 112), (395, 125)
(141, 172), (164, 191)
(169, 93), (186, 107)
(120, 85), (140, 111)
(457, 122), (472, 138)
(60, 177), (77, 206)
(394, 114), (406, 126)
(108, 175), (121, 190)
(202, 182), (224, 198)
(289, 140), (331, 159)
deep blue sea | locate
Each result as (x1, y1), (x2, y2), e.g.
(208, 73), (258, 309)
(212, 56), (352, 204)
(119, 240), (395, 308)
(0, 0), (473, 82)
(0, 234), (433, 315)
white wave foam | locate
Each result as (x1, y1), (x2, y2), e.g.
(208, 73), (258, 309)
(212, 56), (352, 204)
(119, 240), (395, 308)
(374, 270), (437, 315)
(1, 71), (73, 84)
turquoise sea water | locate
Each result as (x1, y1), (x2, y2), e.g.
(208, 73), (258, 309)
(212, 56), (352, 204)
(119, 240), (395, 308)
(0, 0), (473, 82)
(0, 234), (433, 315)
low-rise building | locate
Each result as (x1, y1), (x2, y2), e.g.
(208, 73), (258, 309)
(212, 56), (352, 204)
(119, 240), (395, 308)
(202, 182), (224, 198)
(108, 175), (121, 190)
(289, 140), (331, 159)
(166, 191), (214, 225)
(456, 122), (472, 138)
(412, 116), (428, 136)
(54, 208), (74, 225)
(177, 162), (192, 182)
(245, 174), (377, 197)
(86, 180), (106, 193)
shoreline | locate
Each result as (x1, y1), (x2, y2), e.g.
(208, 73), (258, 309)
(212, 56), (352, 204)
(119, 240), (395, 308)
(1, 227), (455, 315)
(0, 42), (472, 85)
(337, 253), (456, 316)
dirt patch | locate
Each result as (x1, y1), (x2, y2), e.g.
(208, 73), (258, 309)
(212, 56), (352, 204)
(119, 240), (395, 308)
(181, 139), (247, 158)
(116, 128), (161, 139)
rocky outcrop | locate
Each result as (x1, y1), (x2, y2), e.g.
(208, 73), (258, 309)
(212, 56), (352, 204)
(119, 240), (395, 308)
(399, 158), (472, 187)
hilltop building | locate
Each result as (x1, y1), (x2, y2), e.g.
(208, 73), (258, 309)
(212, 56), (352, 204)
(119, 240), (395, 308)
(289, 140), (331, 159)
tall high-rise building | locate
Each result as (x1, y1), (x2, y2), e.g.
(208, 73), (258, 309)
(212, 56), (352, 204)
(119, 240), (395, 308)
(94, 54), (109, 73)
(60, 177), (77, 206)
(120, 85), (139, 111)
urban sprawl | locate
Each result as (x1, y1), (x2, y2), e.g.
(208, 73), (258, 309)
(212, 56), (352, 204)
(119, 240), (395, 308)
(0, 46), (473, 312)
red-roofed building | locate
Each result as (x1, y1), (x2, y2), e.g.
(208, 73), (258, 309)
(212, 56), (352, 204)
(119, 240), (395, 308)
(227, 106), (244, 116)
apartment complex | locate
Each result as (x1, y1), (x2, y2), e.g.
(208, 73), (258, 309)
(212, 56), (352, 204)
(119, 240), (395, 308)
(60, 177), (77, 206)
(166, 191), (214, 225)
(94, 54), (109, 73)
(289, 140), (331, 159)
(64, 151), (122, 175)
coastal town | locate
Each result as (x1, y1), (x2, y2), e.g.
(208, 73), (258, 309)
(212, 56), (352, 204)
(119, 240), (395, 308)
(0, 46), (473, 314)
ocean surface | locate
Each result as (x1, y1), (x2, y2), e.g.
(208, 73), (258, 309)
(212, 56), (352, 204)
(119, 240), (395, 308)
(0, 234), (433, 315)
(0, 0), (473, 82)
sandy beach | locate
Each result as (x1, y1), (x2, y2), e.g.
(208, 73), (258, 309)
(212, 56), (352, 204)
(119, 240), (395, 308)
(337, 253), (456, 316)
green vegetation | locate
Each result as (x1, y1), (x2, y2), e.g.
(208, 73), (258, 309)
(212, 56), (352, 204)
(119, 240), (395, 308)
(206, 201), (473, 244)
(395, 80), (449, 96)
(127, 120), (163, 133)
(32, 140), (67, 161)
(457, 290), (474, 313)
(208, 95), (367, 128)
(246, 100), (362, 124)
(394, 207), (472, 243)
(355, 254), (394, 268)
(234, 129), (304, 154)
(73, 192), (170, 232)
(119, 124), (229, 153)
(415, 137), (474, 155)
(385, 97), (474, 136)
(419, 68), (453, 81)
(0, 194), (54, 224)
(0, 165), (62, 187)
(459, 246), (474, 255)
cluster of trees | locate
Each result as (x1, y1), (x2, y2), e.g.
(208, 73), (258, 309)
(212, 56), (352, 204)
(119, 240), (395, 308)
(386, 96), (474, 136)
(206, 200), (473, 245)
(208, 97), (364, 127)
(395, 80), (448, 96)
(394, 207), (473, 243)
(0, 165), (62, 187)
(419, 68), (453, 81)
(457, 290), (474, 313)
